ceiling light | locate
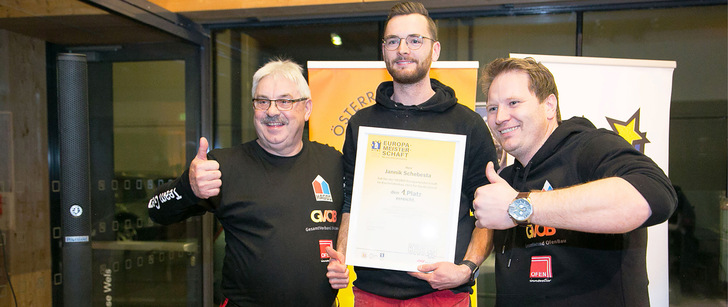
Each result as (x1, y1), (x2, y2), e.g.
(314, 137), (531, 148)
(330, 33), (342, 46)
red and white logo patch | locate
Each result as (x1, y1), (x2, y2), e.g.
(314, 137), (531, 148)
(319, 239), (333, 262)
(529, 255), (553, 279)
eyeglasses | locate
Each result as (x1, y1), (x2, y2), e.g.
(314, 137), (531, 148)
(382, 34), (435, 51)
(252, 97), (308, 111)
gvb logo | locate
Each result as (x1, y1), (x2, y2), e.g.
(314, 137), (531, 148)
(526, 224), (556, 239)
(311, 210), (337, 223)
(312, 175), (333, 202)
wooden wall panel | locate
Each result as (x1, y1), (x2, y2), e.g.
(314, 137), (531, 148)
(0, 29), (51, 307)
(150, 0), (376, 11)
(0, 0), (103, 18)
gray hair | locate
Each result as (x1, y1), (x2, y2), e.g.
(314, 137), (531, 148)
(251, 58), (311, 98)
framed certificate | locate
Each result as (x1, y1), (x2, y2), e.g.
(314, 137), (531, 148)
(345, 127), (466, 272)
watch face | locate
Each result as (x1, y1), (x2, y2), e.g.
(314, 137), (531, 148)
(508, 198), (532, 222)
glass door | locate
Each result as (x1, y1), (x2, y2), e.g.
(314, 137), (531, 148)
(49, 41), (207, 306)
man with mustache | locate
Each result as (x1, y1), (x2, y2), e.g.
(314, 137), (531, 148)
(326, 2), (498, 305)
(148, 59), (343, 306)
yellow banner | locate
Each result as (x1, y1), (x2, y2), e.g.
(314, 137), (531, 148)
(308, 61), (479, 151)
(307, 61), (480, 306)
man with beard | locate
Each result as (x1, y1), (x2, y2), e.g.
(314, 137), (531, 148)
(325, 2), (498, 305)
(148, 59), (343, 306)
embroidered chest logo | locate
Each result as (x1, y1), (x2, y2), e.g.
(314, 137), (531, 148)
(529, 255), (553, 282)
(312, 175), (333, 202)
(526, 224), (556, 239)
(542, 180), (553, 192)
(311, 210), (337, 223)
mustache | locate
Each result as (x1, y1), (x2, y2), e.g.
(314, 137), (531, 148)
(261, 115), (288, 125)
(392, 56), (417, 63)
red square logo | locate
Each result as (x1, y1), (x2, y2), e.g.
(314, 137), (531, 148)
(319, 240), (333, 261)
(530, 255), (552, 278)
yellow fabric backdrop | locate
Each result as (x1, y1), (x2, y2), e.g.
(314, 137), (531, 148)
(308, 61), (479, 151)
(307, 61), (479, 306)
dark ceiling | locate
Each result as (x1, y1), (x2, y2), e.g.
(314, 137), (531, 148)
(0, 0), (720, 47)
(0, 13), (180, 46)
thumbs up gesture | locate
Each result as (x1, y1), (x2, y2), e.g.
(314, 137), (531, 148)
(473, 161), (519, 229)
(189, 137), (222, 199)
(325, 246), (350, 289)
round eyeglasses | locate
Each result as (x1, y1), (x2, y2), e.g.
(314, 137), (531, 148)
(252, 97), (308, 111)
(382, 34), (435, 51)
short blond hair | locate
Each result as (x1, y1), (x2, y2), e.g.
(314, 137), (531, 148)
(480, 57), (561, 122)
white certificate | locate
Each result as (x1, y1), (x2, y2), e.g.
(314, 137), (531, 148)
(345, 127), (466, 272)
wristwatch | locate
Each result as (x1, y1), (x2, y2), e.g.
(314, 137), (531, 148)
(460, 260), (479, 283)
(508, 192), (533, 225)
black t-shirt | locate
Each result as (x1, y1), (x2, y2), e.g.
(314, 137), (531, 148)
(149, 140), (343, 306)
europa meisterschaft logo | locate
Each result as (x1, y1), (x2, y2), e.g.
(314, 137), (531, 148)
(371, 140), (381, 150)
(372, 140), (411, 159)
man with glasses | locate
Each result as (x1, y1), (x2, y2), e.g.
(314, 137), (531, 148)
(148, 59), (343, 306)
(326, 2), (497, 305)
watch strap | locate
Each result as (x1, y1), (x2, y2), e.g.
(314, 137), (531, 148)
(517, 191), (531, 199)
(460, 260), (479, 282)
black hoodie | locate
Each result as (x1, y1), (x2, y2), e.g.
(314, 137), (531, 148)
(341, 79), (498, 299)
(494, 116), (677, 306)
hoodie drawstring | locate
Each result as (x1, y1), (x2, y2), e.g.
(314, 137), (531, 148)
(504, 162), (531, 269)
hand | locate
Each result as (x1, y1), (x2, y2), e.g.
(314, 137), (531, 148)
(189, 137), (222, 199)
(326, 246), (350, 289)
(409, 262), (470, 290)
(473, 161), (519, 229)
